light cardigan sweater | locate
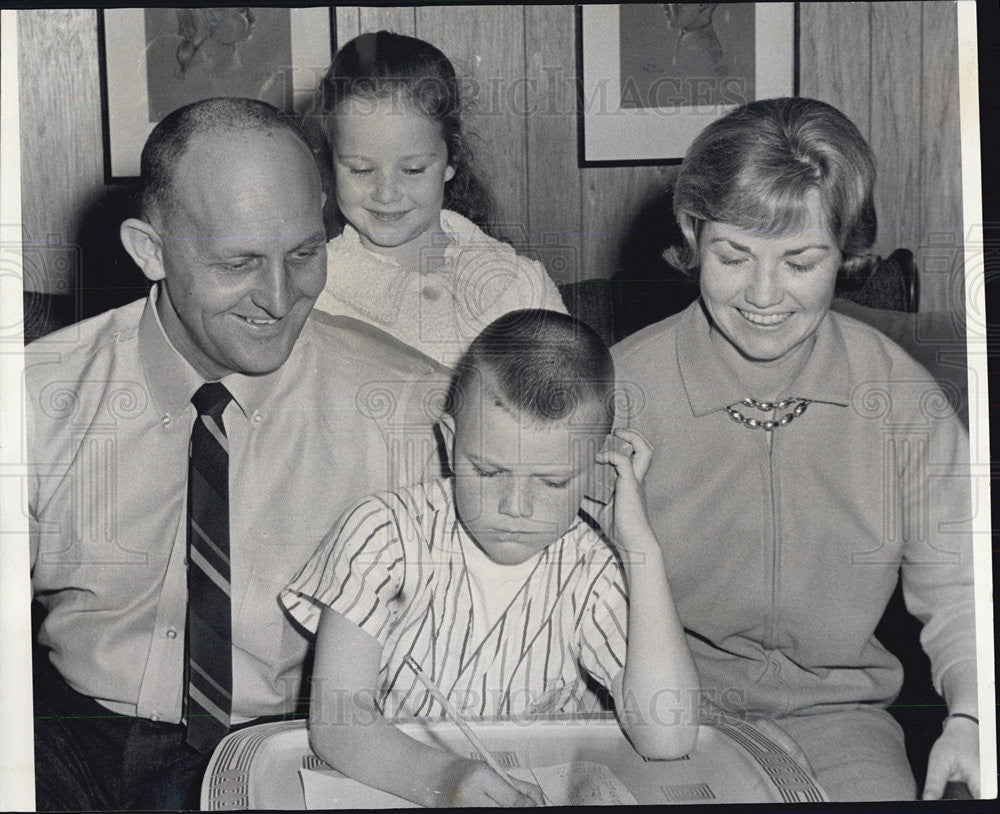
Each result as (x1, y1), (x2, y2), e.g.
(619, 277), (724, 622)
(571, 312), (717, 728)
(314, 210), (567, 367)
(612, 300), (975, 720)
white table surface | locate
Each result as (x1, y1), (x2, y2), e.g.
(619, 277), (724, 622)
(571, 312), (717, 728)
(201, 713), (828, 808)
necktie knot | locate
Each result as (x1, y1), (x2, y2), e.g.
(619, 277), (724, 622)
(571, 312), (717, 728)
(192, 382), (232, 418)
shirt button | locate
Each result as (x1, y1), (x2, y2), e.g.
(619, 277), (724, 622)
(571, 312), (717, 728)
(162, 414), (171, 426)
(252, 411), (262, 425)
(421, 285), (441, 301)
(150, 713), (160, 722)
(166, 628), (178, 639)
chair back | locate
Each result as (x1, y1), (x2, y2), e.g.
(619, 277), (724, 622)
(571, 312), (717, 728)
(835, 248), (919, 313)
(557, 248), (921, 346)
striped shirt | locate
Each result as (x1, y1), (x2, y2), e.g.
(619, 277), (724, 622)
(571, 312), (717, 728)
(281, 479), (628, 718)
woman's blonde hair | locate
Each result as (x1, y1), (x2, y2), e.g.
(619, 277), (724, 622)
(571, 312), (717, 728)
(667, 97), (877, 285)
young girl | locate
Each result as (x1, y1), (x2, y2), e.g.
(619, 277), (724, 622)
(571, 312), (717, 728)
(303, 31), (567, 367)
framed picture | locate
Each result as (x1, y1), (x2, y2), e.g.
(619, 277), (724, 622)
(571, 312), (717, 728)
(98, 7), (335, 182)
(579, 3), (798, 165)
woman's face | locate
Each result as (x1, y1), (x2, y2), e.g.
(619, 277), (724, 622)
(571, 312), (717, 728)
(698, 190), (841, 363)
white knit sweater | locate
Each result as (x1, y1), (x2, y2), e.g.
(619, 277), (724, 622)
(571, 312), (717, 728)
(314, 210), (567, 367)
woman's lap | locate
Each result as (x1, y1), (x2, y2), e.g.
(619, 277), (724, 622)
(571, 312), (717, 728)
(770, 706), (916, 802)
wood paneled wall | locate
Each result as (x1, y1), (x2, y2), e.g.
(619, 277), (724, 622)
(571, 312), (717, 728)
(18, 3), (966, 315)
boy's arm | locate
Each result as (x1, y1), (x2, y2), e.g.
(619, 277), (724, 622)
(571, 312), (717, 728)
(594, 428), (700, 760)
(309, 607), (543, 808)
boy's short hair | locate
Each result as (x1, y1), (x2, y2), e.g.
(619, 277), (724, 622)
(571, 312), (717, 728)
(448, 310), (615, 431)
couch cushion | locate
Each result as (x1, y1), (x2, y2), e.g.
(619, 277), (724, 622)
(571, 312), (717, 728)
(830, 298), (969, 428)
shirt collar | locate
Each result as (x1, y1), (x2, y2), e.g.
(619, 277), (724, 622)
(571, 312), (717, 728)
(138, 285), (288, 421)
(676, 299), (851, 416)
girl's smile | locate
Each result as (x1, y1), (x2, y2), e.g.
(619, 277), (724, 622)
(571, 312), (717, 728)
(366, 209), (411, 223)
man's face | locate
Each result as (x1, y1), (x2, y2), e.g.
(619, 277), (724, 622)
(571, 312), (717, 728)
(153, 131), (327, 380)
(449, 386), (607, 565)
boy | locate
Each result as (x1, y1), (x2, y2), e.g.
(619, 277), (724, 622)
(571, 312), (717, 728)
(281, 310), (698, 806)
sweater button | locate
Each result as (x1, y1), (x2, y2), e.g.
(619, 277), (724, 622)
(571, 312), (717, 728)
(421, 286), (441, 301)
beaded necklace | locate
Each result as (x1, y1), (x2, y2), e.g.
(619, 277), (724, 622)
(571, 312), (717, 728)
(725, 396), (811, 431)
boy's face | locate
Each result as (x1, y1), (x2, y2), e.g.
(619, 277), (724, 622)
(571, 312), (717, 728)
(448, 394), (608, 565)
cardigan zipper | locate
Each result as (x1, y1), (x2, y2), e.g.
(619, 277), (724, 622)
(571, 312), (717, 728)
(764, 425), (780, 649)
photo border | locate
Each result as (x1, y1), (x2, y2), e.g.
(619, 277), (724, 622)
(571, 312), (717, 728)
(0, 3), (994, 808)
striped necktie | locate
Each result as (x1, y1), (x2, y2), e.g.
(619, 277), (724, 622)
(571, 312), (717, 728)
(185, 382), (234, 754)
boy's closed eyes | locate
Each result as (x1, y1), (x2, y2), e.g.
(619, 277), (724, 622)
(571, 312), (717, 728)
(442, 390), (608, 566)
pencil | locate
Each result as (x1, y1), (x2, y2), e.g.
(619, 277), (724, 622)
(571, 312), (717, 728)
(403, 655), (517, 784)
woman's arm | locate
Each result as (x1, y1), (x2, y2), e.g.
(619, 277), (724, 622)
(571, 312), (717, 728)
(895, 404), (980, 800)
(309, 607), (543, 807)
(594, 428), (700, 759)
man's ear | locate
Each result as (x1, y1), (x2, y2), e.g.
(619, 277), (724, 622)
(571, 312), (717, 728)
(120, 218), (166, 282)
(437, 412), (456, 472)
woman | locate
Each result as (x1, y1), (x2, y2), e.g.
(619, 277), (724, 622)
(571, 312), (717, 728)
(612, 97), (978, 801)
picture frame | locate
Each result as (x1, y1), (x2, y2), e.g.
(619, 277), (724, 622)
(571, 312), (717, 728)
(97, 7), (335, 182)
(578, 3), (798, 166)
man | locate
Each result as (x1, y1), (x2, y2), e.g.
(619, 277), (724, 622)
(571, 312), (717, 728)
(26, 98), (446, 810)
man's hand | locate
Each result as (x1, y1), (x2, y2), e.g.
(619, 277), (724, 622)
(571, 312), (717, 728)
(922, 715), (980, 799)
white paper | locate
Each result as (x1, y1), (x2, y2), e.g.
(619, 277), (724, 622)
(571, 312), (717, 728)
(511, 761), (638, 807)
(300, 768), (419, 809)
(299, 760), (636, 809)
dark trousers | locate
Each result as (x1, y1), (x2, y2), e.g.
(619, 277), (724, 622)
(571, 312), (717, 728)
(33, 652), (210, 811)
(33, 650), (304, 811)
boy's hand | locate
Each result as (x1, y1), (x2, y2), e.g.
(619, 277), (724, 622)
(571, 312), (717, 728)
(436, 758), (543, 807)
(588, 428), (657, 558)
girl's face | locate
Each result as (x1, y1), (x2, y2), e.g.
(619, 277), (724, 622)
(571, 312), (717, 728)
(698, 189), (842, 363)
(332, 96), (455, 255)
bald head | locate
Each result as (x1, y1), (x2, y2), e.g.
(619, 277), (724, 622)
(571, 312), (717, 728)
(137, 97), (318, 225)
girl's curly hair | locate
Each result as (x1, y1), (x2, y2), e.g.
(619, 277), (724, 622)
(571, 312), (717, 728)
(303, 31), (499, 236)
